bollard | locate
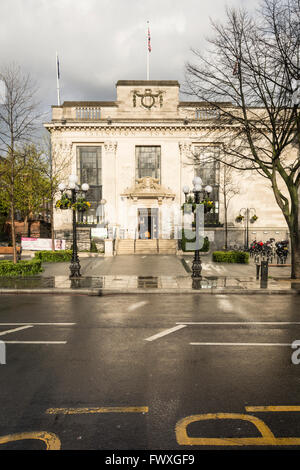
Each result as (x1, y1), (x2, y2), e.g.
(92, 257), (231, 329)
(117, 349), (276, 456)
(260, 260), (268, 288)
(0, 340), (6, 364)
(256, 263), (260, 280)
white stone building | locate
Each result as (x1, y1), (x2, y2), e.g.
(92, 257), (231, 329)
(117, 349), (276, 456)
(44, 80), (289, 253)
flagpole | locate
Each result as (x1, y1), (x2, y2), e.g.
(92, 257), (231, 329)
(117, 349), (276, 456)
(147, 48), (149, 80)
(147, 21), (150, 80)
(56, 51), (61, 106)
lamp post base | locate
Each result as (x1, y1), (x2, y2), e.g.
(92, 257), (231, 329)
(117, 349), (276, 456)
(192, 250), (202, 279)
(69, 260), (81, 278)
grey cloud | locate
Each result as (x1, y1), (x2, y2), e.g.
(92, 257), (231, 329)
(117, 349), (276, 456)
(0, 0), (261, 115)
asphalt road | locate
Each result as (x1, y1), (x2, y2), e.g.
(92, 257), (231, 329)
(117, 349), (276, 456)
(0, 294), (300, 450)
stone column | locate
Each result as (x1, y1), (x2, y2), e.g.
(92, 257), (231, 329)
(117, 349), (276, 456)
(178, 142), (192, 205)
(103, 142), (118, 226)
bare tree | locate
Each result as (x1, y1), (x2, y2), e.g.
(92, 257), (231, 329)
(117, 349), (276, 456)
(219, 163), (240, 250)
(39, 132), (73, 250)
(0, 64), (42, 262)
(185, 0), (300, 278)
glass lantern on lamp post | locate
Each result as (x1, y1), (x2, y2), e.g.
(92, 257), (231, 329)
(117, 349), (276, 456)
(58, 175), (89, 278)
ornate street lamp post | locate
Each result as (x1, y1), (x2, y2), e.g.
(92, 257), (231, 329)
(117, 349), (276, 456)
(183, 177), (213, 280)
(58, 175), (89, 278)
(238, 207), (256, 250)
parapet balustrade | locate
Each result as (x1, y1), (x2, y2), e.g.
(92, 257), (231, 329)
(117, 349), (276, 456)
(75, 107), (101, 120)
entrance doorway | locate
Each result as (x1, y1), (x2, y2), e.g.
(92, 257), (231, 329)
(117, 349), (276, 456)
(138, 208), (158, 239)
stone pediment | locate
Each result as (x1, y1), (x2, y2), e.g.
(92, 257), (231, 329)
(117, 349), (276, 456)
(121, 177), (175, 202)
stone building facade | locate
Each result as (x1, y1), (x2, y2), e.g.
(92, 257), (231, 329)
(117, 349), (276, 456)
(44, 80), (290, 253)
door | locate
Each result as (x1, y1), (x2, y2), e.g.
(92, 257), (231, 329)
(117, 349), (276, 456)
(138, 208), (159, 239)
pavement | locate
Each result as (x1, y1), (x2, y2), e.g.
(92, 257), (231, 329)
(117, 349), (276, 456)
(1, 294), (300, 450)
(0, 254), (298, 295)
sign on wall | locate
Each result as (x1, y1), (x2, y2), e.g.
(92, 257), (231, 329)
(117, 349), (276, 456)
(91, 228), (107, 239)
(21, 238), (66, 251)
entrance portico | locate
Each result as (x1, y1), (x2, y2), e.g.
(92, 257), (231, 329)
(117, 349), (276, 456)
(121, 177), (176, 241)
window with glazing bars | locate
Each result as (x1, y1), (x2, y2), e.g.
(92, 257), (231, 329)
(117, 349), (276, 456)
(195, 146), (220, 223)
(77, 146), (102, 201)
(136, 146), (161, 181)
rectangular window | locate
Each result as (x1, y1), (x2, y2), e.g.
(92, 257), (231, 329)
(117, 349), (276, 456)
(194, 146), (220, 225)
(76, 146), (102, 225)
(136, 146), (161, 181)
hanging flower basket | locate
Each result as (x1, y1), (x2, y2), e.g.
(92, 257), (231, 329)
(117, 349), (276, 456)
(55, 195), (71, 210)
(250, 215), (258, 223)
(236, 215), (244, 223)
(201, 200), (214, 213)
(72, 198), (91, 212)
(182, 200), (214, 214)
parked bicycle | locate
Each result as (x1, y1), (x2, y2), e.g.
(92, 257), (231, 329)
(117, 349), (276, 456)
(275, 240), (289, 264)
(250, 238), (275, 264)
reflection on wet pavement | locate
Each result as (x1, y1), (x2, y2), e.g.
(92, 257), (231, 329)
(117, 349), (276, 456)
(0, 275), (298, 291)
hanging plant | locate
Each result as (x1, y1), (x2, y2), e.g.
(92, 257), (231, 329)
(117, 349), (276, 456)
(250, 215), (258, 223)
(72, 197), (91, 212)
(182, 200), (214, 214)
(200, 200), (214, 213)
(55, 194), (71, 210)
(236, 215), (244, 223)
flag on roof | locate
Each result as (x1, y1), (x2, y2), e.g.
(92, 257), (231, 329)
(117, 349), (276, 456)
(56, 53), (60, 80)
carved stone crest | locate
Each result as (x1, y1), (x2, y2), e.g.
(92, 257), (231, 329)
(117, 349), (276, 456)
(121, 177), (175, 202)
(133, 89), (163, 109)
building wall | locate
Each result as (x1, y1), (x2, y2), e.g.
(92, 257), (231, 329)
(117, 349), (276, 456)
(46, 80), (291, 248)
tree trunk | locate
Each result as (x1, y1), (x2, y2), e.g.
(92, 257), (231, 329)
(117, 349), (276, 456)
(224, 207), (228, 251)
(290, 224), (300, 279)
(11, 201), (17, 264)
(224, 192), (228, 251)
(50, 197), (55, 251)
(27, 219), (32, 238)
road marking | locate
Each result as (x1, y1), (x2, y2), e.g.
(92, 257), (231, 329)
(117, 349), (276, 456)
(176, 322), (300, 325)
(3, 341), (67, 344)
(145, 324), (186, 342)
(0, 323), (76, 326)
(175, 412), (300, 446)
(246, 406), (300, 412)
(190, 342), (293, 346)
(46, 406), (149, 415)
(0, 325), (33, 336)
(0, 431), (61, 450)
(127, 301), (148, 312)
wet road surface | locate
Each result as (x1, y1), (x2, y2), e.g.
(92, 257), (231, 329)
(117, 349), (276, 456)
(0, 294), (300, 450)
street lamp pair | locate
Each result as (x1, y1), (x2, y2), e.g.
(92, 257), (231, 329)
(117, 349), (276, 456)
(238, 207), (256, 250)
(182, 176), (213, 281)
(58, 175), (89, 278)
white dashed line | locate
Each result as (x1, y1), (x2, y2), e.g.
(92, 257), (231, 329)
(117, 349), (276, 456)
(0, 325), (33, 336)
(145, 324), (186, 342)
(127, 301), (149, 312)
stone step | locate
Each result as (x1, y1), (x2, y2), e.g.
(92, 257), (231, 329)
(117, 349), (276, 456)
(116, 239), (135, 255)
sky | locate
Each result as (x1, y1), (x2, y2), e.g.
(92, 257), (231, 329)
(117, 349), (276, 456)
(0, 0), (261, 121)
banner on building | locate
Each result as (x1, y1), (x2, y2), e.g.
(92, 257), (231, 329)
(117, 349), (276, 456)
(21, 237), (66, 251)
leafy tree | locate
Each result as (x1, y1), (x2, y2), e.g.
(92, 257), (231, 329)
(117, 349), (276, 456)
(0, 64), (42, 262)
(0, 145), (50, 238)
